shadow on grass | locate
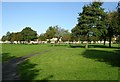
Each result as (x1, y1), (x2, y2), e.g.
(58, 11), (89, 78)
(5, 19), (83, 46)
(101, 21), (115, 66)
(88, 44), (119, 49)
(2, 53), (40, 80)
(18, 59), (39, 80)
(2, 53), (16, 62)
(2, 53), (21, 80)
(50, 44), (68, 47)
(69, 44), (119, 49)
(81, 49), (120, 67)
(2, 52), (54, 80)
(69, 44), (85, 48)
(18, 60), (54, 81)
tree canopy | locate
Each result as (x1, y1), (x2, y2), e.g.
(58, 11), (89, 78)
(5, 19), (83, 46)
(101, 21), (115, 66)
(72, 2), (107, 48)
(45, 25), (69, 39)
(21, 27), (37, 42)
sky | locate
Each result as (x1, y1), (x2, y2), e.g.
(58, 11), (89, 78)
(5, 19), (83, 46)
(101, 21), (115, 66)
(2, 2), (118, 37)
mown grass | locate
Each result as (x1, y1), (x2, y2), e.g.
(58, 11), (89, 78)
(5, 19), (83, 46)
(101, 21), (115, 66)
(2, 44), (53, 61)
(2, 43), (120, 80)
(17, 43), (120, 80)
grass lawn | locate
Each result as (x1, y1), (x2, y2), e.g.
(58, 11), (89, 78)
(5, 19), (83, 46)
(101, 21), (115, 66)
(2, 44), (52, 61)
(2, 43), (120, 80)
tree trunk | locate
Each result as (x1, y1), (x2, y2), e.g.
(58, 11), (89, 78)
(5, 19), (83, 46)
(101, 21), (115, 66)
(109, 36), (112, 48)
(103, 37), (106, 45)
(20, 41), (21, 44)
(85, 41), (88, 48)
(85, 35), (88, 48)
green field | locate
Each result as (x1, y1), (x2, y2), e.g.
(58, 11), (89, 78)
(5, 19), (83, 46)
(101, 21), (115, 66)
(2, 43), (120, 80)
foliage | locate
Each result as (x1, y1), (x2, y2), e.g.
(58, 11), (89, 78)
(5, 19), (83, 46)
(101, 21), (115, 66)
(107, 10), (120, 47)
(61, 32), (71, 42)
(45, 26), (58, 39)
(9, 32), (23, 42)
(1, 31), (11, 41)
(1, 1), (119, 45)
(71, 25), (81, 38)
(44, 25), (70, 42)
(107, 11), (119, 35)
(21, 27), (37, 42)
(1, 35), (7, 41)
(55, 26), (69, 39)
(1, 27), (37, 43)
(38, 33), (46, 41)
(72, 2), (107, 44)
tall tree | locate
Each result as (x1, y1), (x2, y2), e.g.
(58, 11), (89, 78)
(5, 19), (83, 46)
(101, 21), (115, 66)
(106, 1), (120, 47)
(117, 1), (120, 44)
(71, 25), (81, 41)
(117, 1), (120, 34)
(72, 2), (107, 48)
(21, 27), (37, 42)
(107, 11), (119, 47)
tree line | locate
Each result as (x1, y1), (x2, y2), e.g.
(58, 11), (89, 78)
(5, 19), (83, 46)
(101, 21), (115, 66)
(1, 27), (38, 43)
(1, 26), (72, 43)
(1, 1), (120, 48)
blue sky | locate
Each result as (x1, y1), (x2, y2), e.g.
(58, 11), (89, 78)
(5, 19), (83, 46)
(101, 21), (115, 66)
(2, 2), (118, 36)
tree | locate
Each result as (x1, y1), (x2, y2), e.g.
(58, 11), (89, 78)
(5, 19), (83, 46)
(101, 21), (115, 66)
(21, 27), (37, 43)
(55, 27), (70, 43)
(107, 11), (119, 47)
(117, 1), (120, 44)
(45, 26), (58, 39)
(9, 32), (23, 43)
(9, 33), (14, 42)
(1, 36), (7, 41)
(15, 32), (23, 42)
(38, 33), (46, 41)
(45, 25), (69, 43)
(6, 31), (11, 41)
(71, 25), (81, 41)
(117, 1), (120, 34)
(72, 2), (107, 48)
(1, 31), (11, 41)
(1, 32), (23, 43)
(61, 32), (71, 42)
(105, 1), (120, 47)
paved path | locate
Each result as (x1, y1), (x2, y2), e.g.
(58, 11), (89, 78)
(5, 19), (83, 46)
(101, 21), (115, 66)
(2, 50), (51, 80)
